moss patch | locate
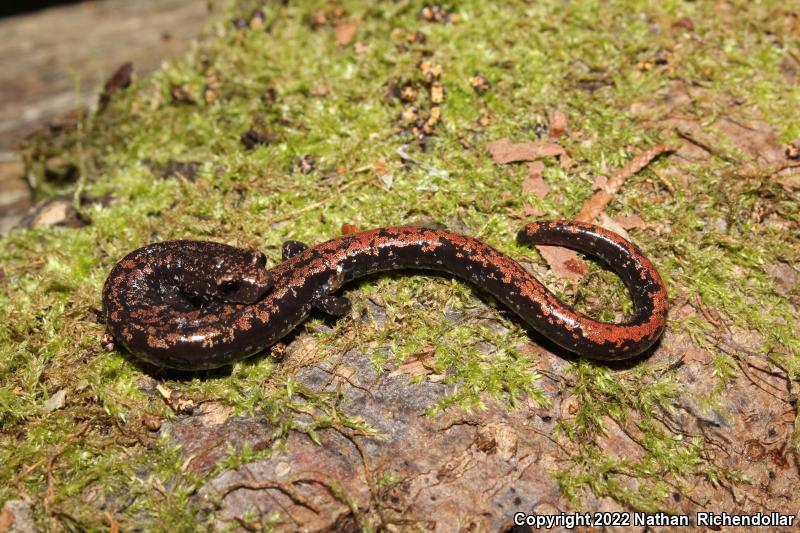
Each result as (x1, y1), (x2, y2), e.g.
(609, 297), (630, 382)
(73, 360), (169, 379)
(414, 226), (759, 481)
(1, 0), (799, 528)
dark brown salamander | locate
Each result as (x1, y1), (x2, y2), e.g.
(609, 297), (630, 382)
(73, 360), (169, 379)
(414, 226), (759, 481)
(102, 221), (668, 370)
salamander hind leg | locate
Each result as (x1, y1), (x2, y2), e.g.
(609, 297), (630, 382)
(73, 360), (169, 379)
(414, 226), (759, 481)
(282, 240), (309, 260)
(313, 295), (351, 316)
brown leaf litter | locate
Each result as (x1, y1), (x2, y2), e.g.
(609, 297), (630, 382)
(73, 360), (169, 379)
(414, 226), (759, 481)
(488, 135), (672, 280)
(547, 110), (568, 140)
(521, 161), (550, 198)
(486, 138), (568, 167)
(335, 20), (359, 47)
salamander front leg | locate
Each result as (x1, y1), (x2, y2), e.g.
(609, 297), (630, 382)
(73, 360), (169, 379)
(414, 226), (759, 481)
(281, 241), (308, 261)
(282, 240), (308, 260)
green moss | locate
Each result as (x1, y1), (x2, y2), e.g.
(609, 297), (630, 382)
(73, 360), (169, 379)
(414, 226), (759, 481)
(1, 0), (799, 527)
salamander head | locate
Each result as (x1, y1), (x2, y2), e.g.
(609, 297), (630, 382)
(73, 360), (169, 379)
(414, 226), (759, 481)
(213, 248), (273, 304)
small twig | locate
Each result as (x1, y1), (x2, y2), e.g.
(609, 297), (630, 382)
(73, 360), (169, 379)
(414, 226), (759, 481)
(233, 516), (263, 532)
(266, 176), (375, 225)
(396, 145), (450, 178)
(316, 363), (374, 397)
(576, 144), (676, 223)
(17, 458), (47, 482)
(150, 477), (173, 507)
(43, 422), (91, 520)
(218, 479), (321, 513)
(674, 128), (729, 160)
(104, 511), (120, 533)
(715, 341), (790, 401)
(329, 426), (377, 525)
(183, 435), (227, 471)
(654, 409), (730, 455)
(650, 167), (676, 194)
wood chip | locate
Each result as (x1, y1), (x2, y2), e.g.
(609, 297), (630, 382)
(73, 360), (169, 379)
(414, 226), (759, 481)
(335, 20), (359, 46)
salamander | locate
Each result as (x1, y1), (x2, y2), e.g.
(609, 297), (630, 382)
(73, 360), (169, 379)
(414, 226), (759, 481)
(102, 221), (668, 370)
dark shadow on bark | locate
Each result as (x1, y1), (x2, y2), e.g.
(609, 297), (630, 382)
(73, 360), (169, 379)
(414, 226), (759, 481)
(0, 0), (87, 18)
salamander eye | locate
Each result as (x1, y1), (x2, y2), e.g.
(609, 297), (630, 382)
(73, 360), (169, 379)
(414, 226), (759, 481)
(218, 278), (241, 294)
(249, 250), (267, 269)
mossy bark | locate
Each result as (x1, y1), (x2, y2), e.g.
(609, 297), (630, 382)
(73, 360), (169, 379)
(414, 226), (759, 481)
(1, 0), (799, 530)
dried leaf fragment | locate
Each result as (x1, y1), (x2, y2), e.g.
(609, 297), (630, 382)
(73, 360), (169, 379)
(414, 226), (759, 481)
(372, 158), (393, 189)
(775, 171), (800, 192)
(521, 162), (550, 198)
(597, 213), (631, 240)
(388, 349), (436, 378)
(142, 414), (162, 432)
(99, 61), (133, 110)
(430, 81), (445, 103)
(486, 138), (566, 164)
(547, 110), (568, 140)
(341, 223), (360, 235)
(612, 214), (647, 230)
(521, 203), (545, 217)
(683, 345), (712, 365)
(468, 73), (491, 94)
(44, 389), (67, 413)
(335, 20), (359, 46)
(157, 384), (194, 414)
(536, 245), (586, 280)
